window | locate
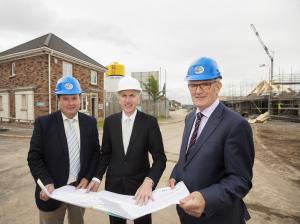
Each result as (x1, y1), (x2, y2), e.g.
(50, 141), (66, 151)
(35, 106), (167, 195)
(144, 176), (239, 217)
(21, 94), (27, 110)
(11, 62), (16, 76)
(0, 96), (3, 110)
(80, 94), (88, 111)
(91, 70), (97, 85)
(63, 61), (72, 76)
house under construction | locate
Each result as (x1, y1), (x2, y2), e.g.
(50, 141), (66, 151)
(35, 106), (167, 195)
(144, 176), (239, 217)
(221, 73), (300, 122)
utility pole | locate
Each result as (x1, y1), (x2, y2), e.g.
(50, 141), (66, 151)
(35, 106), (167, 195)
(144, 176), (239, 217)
(250, 24), (274, 116)
(164, 69), (167, 118)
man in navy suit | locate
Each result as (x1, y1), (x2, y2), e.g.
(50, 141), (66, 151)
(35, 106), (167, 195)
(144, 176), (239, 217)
(169, 57), (255, 224)
(28, 76), (101, 224)
(92, 76), (166, 224)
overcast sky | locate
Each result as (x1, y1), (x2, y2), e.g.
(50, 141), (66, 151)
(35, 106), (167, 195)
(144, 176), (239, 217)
(1, 0), (299, 103)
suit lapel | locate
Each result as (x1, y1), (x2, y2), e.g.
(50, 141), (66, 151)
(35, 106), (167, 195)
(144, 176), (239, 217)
(56, 111), (69, 159)
(184, 103), (224, 167)
(115, 112), (126, 157)
(180, 112), (196, 158)
(78, 112), (87, 165)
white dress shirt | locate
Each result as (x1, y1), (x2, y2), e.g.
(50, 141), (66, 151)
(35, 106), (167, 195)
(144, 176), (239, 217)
(122, 110), (137, 154)
(61, 112), (101, 184)
(187, 99), (220, 151)
(61, 112), (81, 184)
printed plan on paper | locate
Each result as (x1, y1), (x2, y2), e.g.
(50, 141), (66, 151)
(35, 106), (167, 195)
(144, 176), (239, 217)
(38, 180), (189, 220)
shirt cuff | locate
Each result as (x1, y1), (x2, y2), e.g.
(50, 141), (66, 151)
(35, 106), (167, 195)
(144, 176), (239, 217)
(92, 177), (101, 183)
(145, 177), (154, 186)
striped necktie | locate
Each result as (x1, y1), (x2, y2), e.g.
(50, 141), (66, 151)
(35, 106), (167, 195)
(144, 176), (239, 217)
(187, 112), (203, 153)
(66, 119), (80, 179)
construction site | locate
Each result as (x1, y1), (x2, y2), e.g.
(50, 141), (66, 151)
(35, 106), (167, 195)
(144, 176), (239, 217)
(221, 72), (300, 123)
(220, 24), (300, 123)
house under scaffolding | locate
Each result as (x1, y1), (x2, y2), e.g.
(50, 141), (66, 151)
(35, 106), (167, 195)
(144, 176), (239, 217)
(221, 73), (300, 122)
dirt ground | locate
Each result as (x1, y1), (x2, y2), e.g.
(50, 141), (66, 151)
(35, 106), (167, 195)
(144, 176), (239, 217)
(0, 110), (299, 223)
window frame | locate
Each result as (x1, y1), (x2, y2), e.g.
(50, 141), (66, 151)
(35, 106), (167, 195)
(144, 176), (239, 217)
(62, 61), (73, 76)
(11, 62), (16, 77)
(21, 94), (27, 111)
(90, 70), (97, 85)
(79, 94), (88, 111)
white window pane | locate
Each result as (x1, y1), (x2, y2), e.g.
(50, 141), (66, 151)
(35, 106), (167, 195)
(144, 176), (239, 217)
(63, 62), (73, 76)
(91, 70), (97, 84)
(12, 62), (16, 76)
(80, 94), (88, 111)
(21, 94), (27, 109)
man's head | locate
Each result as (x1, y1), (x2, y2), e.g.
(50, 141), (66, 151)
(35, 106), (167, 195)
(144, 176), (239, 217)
(55, 76), (82, 118)
(117, 76), (142, 116)
(186, 57), (222, 111)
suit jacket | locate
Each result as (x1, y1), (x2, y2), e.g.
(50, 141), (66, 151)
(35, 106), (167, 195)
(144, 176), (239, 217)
(96, 111), (166, 195)
(27, 111), (100, 211)
(171, 103), (254, 224)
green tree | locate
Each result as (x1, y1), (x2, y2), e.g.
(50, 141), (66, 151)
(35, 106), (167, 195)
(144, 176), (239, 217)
(143, 75), (164, 117)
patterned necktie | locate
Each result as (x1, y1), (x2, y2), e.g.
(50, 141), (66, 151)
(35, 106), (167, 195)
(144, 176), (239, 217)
(122, 118), (131, 154)
(66, 119), (80, 178)
(187, 112), (203, 153)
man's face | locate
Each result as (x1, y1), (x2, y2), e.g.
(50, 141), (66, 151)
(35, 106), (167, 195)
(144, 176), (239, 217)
(58, 94), (80, 118)
(118, 90), (140, 116)
(188, 80), (221, 110)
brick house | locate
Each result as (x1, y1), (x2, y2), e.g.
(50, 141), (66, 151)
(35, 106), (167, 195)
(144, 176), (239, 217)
(0, 33), (106, 122)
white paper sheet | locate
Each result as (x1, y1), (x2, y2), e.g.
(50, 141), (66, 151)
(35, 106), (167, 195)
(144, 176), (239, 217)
(37, 179), (189, 220)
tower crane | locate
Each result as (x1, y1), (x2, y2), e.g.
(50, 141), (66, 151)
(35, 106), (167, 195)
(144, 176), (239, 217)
(250, 24), (274, 116)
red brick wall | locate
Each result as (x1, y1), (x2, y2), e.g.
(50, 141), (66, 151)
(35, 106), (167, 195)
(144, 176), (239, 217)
(0, 55), (49, 118)
(49, 56), (104, 117)
(0, 54), (104, 119)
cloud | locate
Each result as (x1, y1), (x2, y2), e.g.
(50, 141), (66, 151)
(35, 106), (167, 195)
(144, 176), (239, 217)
(0, 0), (299, 103)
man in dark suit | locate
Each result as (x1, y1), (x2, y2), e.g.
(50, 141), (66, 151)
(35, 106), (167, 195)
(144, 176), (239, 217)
(92, 76), (166, 224)
(27, 76), (101, 224)
(169, 57), (255, 224)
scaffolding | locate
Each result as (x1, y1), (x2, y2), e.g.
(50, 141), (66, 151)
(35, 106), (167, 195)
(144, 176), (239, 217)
(222, 73), (300, 122)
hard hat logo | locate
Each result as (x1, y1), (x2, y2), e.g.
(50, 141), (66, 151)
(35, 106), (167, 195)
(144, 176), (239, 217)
(194, 66), (204, 74)
(64, 83), (74, 90)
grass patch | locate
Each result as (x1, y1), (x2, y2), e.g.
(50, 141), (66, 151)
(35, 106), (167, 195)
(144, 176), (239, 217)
(157, 116), (168, 123)
(97, 119), (104, 128)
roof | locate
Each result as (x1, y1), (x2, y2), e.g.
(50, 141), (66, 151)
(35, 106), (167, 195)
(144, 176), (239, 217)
(0, 33), (106, 69)
(248, 80), (296, 97)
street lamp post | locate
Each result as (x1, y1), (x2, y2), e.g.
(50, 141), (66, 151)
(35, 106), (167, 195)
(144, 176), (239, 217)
(259, 63), (273, 114)
(269, 58), (274, 115)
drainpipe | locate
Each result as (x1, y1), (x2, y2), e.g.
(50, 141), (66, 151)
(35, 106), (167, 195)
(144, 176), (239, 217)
(48, 52), (52, 114)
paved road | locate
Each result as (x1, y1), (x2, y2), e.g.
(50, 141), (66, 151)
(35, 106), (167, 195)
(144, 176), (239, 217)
(0, 109), (299, 223)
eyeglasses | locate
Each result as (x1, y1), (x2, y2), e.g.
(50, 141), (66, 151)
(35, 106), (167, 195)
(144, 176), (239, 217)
(188, 81), (217, 92)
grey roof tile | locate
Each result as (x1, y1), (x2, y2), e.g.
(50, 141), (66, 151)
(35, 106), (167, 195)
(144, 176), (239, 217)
(0, 33), (106, 69)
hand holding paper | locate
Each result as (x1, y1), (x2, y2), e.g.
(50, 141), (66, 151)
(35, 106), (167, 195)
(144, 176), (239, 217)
(37, 179), (54, 201)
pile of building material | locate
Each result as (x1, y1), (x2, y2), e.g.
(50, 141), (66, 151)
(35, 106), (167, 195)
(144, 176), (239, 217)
(248, 112), (269, 124)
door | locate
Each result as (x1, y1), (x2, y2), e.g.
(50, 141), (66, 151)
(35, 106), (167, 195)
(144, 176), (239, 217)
(91, 97), (97, 118)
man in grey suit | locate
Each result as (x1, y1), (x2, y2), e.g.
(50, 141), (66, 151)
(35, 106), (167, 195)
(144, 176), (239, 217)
(169, 57), (255, 224)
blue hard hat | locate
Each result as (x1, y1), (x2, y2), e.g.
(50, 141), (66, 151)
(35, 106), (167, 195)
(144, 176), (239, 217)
(185, 57), (222, 81)
(55, 76), (82, 95)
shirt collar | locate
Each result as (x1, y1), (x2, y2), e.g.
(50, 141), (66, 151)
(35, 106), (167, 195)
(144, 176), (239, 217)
(61, 112), (79, 121)
(196, 99), (219, 119)
(122, 110), (137, 122)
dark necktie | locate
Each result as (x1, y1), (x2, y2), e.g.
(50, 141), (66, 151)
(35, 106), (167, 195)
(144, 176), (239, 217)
(187, 112), (203, 153)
